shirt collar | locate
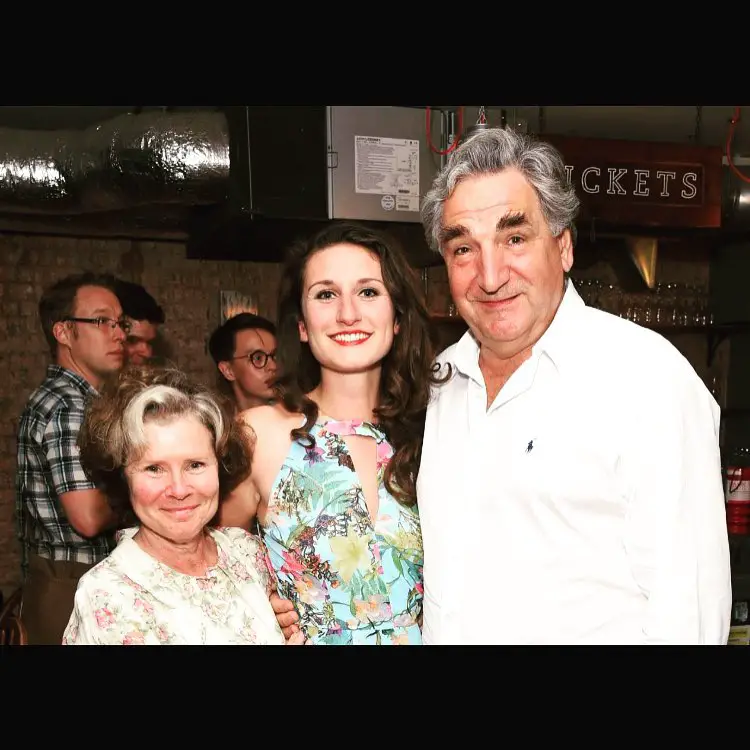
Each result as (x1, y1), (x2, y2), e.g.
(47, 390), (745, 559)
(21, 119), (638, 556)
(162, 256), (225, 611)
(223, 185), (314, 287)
(47, 364), (99, 396)
(110, 527), (232, 608)
(448, 278), (585, 380)
(531, 278), (585, 374)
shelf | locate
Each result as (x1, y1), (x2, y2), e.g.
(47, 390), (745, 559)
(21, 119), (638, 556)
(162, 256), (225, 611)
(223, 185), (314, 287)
(723, 408), (750, 418)
(646, 322), (750, 336)
(429, 317), (750, 333)
(642, 321), (750, 367)
(428, 317), (750, 366)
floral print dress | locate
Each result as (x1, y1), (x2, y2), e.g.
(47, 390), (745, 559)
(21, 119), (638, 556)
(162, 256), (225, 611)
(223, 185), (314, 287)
(261, 418), (424, 645)
(62, 527), (286, 645)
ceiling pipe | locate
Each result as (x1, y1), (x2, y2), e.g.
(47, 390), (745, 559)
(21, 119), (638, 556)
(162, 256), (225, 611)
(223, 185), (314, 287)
(0, 110), (230, 215)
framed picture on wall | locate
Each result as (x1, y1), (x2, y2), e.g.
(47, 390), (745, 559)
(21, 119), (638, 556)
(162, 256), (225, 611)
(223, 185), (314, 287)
(220, 290), (257, 324)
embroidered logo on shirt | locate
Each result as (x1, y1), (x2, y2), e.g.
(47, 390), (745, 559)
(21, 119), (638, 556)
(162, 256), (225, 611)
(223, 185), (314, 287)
(525, 440), (534, 453)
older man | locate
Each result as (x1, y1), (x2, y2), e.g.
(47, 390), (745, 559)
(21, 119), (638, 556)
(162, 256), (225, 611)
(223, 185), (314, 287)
(269, 127), (732, 645)
(416, 126), (731, 645)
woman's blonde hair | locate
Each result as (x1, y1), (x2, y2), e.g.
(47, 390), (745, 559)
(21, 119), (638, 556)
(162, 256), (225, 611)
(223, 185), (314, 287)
(78, 365), (252, 526)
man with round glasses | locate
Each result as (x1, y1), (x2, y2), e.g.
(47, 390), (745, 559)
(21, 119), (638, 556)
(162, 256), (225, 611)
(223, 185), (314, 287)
(16, 271), (127, 643)
(208, 312), (278, 413)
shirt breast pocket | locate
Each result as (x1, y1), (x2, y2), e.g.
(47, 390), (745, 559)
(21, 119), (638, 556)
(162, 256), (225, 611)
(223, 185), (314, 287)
(503, 418), (624, 527)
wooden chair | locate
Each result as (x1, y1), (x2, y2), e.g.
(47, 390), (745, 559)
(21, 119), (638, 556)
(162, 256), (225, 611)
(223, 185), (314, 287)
(0, 587), (28, 645)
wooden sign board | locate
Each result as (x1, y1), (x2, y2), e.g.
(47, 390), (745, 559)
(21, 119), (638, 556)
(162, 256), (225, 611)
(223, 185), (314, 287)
(542, 134), (723, 228)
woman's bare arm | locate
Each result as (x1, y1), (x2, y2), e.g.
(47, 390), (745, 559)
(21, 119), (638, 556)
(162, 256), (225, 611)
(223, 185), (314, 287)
(218, 474), (260, 530)
(218, 417), (260, 531)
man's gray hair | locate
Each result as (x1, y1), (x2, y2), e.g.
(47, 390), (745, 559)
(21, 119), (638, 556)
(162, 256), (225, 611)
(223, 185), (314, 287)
(420, 127), (581, 254)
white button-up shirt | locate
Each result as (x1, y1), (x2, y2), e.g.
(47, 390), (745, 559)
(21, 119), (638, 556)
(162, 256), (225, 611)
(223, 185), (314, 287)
(418, 281), (732, 644)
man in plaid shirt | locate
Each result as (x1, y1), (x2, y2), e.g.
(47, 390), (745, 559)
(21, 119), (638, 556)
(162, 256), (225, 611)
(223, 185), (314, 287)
(16, 271), (128, 644)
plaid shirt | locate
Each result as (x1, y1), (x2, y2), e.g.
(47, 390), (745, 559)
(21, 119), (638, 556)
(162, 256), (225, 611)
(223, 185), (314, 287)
(16, 364), (115, 568)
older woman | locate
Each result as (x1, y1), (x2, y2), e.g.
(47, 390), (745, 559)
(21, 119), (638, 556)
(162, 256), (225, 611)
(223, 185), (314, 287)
(62, 366), (299, 645)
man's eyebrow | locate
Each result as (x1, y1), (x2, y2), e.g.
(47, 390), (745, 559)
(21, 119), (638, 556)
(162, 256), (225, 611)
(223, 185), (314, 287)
(495, 211), (529, 232)
(438, 224), (468, 245)
(439, 211), (530, 246)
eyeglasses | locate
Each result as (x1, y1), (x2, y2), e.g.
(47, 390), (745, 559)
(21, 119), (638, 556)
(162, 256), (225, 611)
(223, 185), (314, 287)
(232, 349), (277, 369)
(62, 316), (132, 334)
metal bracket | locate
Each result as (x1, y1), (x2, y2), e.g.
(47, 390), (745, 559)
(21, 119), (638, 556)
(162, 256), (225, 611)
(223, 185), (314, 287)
(706, 323), (750, 367)
(694, 105), (703, 144)
(327, 150), (338, 169)
(708, 327), (725, 367)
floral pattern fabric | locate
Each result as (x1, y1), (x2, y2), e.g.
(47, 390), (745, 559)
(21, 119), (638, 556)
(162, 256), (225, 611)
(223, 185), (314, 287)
(62, 526), (285, 645)
(262, 418), (424, 645)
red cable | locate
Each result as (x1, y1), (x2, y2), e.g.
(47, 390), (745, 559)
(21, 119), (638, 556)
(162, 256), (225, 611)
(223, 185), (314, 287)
(425, 106), (464, 155)
(726, 106), (750, 184)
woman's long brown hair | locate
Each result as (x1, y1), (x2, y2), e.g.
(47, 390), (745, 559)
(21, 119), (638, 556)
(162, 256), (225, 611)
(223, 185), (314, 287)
(274, 221), (448, 506)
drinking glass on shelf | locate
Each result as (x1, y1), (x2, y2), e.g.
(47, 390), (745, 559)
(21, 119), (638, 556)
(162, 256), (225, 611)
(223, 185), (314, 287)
(675, 282), (693, 326)
(642, 290), (656, 325)
(599, 283), (619, 315)
(625, 293), (644, 324)
(575, 278), (590, 305)
(592, 282), (602, 311)
(693, 284), (710, 326)
(658, 282), (677, 327)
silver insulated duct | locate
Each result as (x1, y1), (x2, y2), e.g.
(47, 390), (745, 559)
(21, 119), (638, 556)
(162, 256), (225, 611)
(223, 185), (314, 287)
(0, 110), (230, 217)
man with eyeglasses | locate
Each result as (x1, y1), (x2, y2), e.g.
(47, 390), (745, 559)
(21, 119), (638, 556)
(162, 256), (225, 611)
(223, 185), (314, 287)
(208, 312), (278, 413)
(15, 271), (128, 644)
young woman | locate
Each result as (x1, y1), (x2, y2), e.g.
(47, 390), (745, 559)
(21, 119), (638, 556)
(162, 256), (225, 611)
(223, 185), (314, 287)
(219, 221), (445, 644)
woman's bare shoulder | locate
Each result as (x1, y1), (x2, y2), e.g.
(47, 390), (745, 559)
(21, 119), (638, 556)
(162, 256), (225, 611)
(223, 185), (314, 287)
(237, 402), (302, 436)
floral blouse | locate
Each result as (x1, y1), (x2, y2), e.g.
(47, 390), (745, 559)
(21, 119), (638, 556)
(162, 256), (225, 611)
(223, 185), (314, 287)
(62, 526), (285, 645)
(261, 418), (424, 645)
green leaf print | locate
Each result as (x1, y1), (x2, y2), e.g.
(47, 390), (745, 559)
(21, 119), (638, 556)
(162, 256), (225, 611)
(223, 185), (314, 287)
(391, 548), (403, 576)
(284, 524), (309, 550)
(359, 577), (375, 599)
(359, 574), (388, 599)
(275, 468), (317, 516)
(319, 473), (351, 492)
(318, 479), (349, 501)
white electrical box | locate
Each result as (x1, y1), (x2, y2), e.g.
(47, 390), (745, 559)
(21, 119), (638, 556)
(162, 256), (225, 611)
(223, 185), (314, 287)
(326, 106), (440, 224)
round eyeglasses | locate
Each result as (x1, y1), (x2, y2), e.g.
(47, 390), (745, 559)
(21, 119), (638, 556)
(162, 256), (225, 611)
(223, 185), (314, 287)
(232, 349), (277, 369)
